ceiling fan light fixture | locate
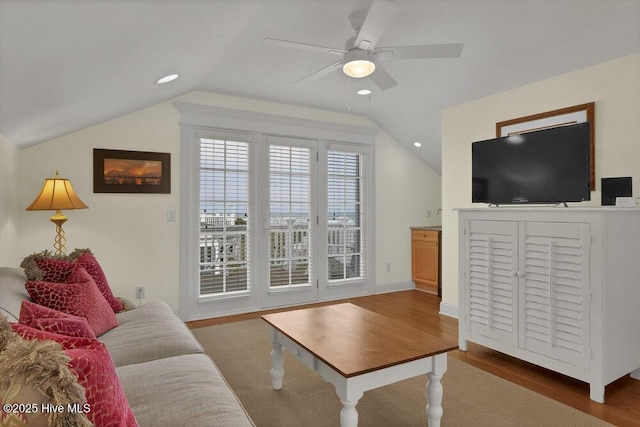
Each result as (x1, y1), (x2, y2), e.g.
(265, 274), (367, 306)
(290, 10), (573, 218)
(343, 50), (375, 78)
(357, 89), (372, 95)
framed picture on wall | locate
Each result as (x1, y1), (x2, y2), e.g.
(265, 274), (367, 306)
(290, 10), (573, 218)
(93, 149), (171, 194)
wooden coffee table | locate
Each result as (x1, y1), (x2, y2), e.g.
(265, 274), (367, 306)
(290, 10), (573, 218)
(261, 303), (458, 426)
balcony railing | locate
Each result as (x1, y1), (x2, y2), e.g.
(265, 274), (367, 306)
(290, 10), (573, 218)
(198, 216), (360, 295)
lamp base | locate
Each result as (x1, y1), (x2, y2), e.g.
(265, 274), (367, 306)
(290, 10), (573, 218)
(50, 211), (68, 257)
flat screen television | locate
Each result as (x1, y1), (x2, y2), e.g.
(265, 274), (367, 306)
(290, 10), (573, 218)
(472, 122), (591, 205)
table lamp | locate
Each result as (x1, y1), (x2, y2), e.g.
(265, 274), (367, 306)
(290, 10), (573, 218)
(26, 171), (89, 256)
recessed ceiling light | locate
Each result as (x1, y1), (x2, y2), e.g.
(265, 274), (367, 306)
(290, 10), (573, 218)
(357, 89), (372, 96)
(156, 74), (179, 84)
(414, 142), (422, 147)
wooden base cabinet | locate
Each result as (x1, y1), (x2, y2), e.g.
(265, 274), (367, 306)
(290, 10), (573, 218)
(457, 208), (640, 403)
(411, 229), (441, 295)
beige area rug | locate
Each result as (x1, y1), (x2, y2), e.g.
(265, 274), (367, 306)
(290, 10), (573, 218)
(192, 319), (612, 427)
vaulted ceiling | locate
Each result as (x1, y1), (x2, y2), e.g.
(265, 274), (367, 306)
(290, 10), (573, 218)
(1, 0), (638, 173)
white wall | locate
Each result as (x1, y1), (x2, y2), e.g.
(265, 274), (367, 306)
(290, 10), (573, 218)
(18, 100), (182, 306)
(15, 91), (440, 311)
(375, 131), (442, 291)
(441, 53), (640, 312)
(0, 135), (20, 266)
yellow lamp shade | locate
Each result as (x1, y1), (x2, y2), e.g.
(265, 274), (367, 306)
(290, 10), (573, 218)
(26, 172), (88, 211)
(26, 171), (88, 256)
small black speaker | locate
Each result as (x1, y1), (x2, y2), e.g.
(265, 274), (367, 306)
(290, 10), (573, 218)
(601, 177), (632, 206)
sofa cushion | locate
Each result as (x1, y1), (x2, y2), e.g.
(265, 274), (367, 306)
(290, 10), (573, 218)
(117, 353), (254, 427)
(25, 267), (118, 336)
(19, 301), (97, 339)
(98, 301), (203, 367)
(11, 323), (138, 427)
(0, 268), (30, 322)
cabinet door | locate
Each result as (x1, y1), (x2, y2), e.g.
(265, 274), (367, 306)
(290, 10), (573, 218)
(464, 220), (519, 345)
(519, 221), (590, 368)
(412, 230), (439, 294)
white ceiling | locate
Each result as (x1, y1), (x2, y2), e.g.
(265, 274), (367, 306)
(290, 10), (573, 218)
(1, 0), (639, 173)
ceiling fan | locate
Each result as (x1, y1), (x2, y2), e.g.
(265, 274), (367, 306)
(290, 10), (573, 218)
(263, 0), (464, 91)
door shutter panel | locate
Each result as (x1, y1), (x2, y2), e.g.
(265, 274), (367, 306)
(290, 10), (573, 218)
(520, 221), (590, 368)
(466, 220), (519, 345)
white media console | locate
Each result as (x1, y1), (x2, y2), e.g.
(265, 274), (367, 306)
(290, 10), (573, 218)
(457, 207), (640, 402)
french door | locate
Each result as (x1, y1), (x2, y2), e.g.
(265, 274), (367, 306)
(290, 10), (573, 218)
(181, 132), (371, 320)
(259, 137), (318, 308)
(198, 138), (250, 297)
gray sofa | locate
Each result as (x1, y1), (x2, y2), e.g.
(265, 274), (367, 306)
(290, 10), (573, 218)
(0, 267), (255, 426)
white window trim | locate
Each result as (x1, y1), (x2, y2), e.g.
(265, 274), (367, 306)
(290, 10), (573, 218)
(176, 102), (378, 321)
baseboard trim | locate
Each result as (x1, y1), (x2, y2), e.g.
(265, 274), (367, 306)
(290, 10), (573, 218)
(374, 281), (414, 294)
(439, 301), (459, 319)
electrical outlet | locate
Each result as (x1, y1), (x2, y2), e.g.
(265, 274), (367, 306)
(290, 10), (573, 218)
(385, 262), (391, 273)
(135, 286), (145, 299)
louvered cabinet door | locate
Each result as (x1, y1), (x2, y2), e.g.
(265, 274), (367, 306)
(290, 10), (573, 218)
(519, 221), (590, 368)
(465, 220), (519, 346)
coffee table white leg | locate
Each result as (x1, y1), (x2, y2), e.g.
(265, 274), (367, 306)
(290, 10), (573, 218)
(269, 329), (284, 390)
(426, 354), (447, 427)
(337, 391), (363, 427)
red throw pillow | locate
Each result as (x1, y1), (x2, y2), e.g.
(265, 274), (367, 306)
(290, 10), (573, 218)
(11, 324), (139, 427)
(11, 322), (97, 350)
(18, 300), (97, 339)
(35, 257), (76, 282)
(75, 252), (124, 313)
(25, 268), (118, 336)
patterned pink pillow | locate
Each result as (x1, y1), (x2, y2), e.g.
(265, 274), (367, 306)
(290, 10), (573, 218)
(34, 317), (97, 340)
(11, 323), (96, 351)
(35, 257), (76, 282)
(11, 324), (139, 427)
(25, 270), (118, 336)
(75, 252), (124, 313)
(18, 300), (96, 339)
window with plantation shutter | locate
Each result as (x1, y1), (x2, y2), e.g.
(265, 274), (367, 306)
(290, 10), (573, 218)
(268, 143), (313, 289)
(327, 150), (364, 281)
(199, 138), (250, 296)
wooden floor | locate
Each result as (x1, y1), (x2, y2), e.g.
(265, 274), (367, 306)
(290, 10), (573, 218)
(187, 290), (640, 427)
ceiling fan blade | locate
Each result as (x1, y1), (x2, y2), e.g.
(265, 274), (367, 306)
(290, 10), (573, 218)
(354, 0), (400, 50)
(263, 38), (345, 56)
(292, 60), (343, 85)
(370, 63), (397, 91)
(376, 43), (464, 59)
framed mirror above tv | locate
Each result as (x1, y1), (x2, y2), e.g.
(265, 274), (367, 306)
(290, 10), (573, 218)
(496, 102), (595, 190)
